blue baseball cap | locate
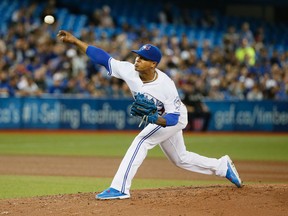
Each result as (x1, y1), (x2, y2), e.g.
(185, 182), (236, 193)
(132, 44), (162, 64)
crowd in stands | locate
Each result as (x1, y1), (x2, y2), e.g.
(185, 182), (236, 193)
(0, 0), (287, 101)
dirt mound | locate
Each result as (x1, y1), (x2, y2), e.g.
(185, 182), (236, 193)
(0, 184), (287, 216)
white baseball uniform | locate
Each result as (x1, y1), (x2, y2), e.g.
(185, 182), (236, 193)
(107, 58), (228, 195)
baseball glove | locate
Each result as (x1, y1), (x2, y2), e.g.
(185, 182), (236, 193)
(130, 93), (158, 126)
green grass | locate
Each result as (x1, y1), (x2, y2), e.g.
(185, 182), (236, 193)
(0, 133), (131, 157)
(183, 135), (288, 161)
(0, 175), (227, 199)
(0, 132), (287, 199)
(0, 132), (287, 161)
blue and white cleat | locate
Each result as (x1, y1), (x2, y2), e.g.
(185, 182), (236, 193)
(225, 156), (243, 188)
(96, 187), (130, 200)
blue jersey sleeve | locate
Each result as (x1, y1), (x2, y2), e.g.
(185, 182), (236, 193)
(86, 45), (111, 72)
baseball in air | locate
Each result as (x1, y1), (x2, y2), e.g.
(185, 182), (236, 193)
(44, 15), (55, 24)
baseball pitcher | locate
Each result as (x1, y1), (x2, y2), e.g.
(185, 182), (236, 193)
(57, 30), (243, 200)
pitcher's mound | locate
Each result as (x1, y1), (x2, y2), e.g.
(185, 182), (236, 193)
(0, 184), (287, 216)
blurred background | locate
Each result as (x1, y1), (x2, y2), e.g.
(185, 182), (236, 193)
(0, 0), (287, 131)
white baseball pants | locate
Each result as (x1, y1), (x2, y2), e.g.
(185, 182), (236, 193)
(110, 116), (228, 195)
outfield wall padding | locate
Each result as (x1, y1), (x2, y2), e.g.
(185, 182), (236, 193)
(0, 97), (287, 131)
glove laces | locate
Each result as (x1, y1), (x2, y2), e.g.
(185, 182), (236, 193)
(138, 115), (148, 127)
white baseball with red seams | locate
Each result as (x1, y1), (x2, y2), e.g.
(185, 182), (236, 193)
(107, 58), (229, 195)
(44, 15), (55, 24)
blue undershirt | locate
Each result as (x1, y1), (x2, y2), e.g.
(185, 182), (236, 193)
(86, 45), (111, 71)
(163, 113), (179, 126)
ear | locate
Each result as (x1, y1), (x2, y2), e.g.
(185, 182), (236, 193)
(151, 61), (157, 68)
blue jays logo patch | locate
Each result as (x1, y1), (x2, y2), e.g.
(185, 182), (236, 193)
(174, 96), (181, 111)
(141, 44), (151, 51)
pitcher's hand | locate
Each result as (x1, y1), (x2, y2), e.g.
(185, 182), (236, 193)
(57, 30), (76, 44)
